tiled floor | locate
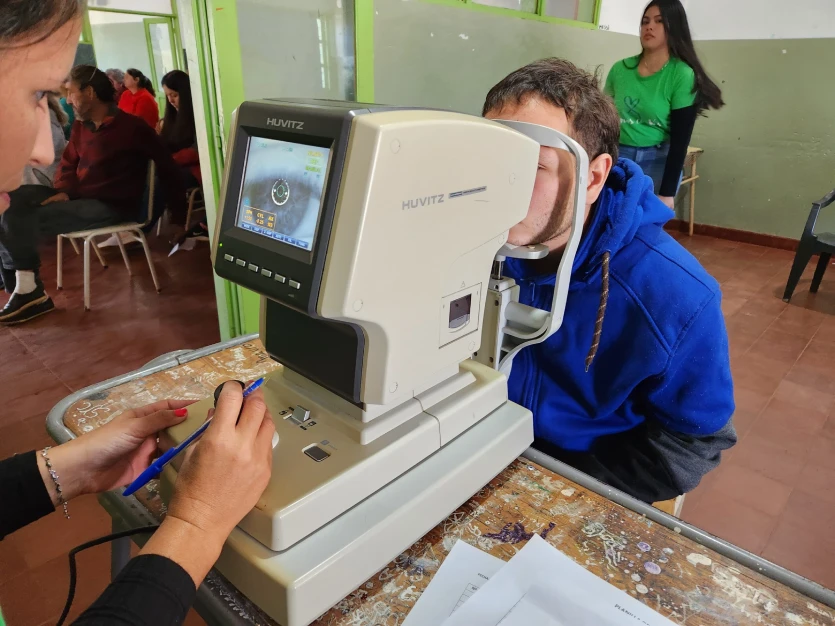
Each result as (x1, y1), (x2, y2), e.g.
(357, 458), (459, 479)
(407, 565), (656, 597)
(0, 234), (219, 626)
(2, 231), (835, 626)
(672, 232), (835, 591)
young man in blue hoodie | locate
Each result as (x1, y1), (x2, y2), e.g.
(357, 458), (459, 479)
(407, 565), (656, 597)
(484, 58), (736, 504)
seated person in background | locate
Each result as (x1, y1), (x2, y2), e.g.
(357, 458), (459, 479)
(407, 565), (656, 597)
(483, 58), (735, 503)
(106, 67), (126, 103)
(0, 65), (185, 325)
(22, 93), (67, 187)
(159, 70), (201, 188)
(57, 82), (75, 139)
(160, 70), (209, 240)
(118, 68), (159, 128)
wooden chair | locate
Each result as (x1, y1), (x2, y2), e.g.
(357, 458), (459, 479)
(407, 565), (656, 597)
(57, 162), (161, 310)
(653, 495), (685, 517)
(783, 187), (835, 302)
(680, 146), (704, 236)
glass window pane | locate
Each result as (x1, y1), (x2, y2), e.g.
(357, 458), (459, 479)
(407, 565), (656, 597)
(472, 0), (537, 13)
(89, 12), (153, 83)
(544, 0), (595, 22)
(236, 0), (356, 102)
(148, 23), (177, 81)
(88, 0), (173, 13)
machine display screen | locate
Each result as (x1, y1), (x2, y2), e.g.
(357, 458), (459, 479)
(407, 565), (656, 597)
(236, 137), (331, 252)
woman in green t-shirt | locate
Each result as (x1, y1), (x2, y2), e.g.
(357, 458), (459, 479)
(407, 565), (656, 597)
(605, 0), (724, 208)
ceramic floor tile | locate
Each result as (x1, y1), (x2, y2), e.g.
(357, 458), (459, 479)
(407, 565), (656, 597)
(710, 463), (793, 517)
(756, 396), (829, 435)
(762, 519), (835, 591)
(680, 489), (778, 555)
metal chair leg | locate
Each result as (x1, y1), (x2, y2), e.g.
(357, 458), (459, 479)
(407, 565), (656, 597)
(83, 237), (92, 310)
(70, 238), (80, 255)
(136, 230), (161, 292)
(116, 237), (132, 275)
(811, 252), (831, 293)
(91, 237), (107, 268)
(57, 236), (63, 290)
(783, 241), (815, 302)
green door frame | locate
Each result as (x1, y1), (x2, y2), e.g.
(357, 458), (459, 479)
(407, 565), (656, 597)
(143, 16), (179, 109)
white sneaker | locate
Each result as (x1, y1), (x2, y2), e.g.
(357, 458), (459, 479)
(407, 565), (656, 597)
(97, 232), (139, 248)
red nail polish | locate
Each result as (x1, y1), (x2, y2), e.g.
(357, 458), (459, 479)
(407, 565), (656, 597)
(175, 408), (188, 417)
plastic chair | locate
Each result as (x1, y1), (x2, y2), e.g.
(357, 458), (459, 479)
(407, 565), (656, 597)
(57, 162), (161, 310)
(783, 188), (835, 302)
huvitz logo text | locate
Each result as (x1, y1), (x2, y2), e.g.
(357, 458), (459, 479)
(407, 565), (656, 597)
(266, 118), (304, 130)
(402, 194), (445, 210)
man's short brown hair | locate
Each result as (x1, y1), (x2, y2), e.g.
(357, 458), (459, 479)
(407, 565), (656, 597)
(483, 58), (620, 162)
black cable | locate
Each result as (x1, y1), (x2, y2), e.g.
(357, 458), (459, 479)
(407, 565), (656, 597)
(57, 525), (160, 626)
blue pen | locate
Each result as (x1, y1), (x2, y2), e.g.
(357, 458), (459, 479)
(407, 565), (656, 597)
(123, 377), (266, 497)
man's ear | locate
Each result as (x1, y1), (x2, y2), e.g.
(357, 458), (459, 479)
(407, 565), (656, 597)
(586, 153), (613, 206)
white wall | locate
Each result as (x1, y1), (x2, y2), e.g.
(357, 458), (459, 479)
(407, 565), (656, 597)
(597, 0), (835, 40)
(596, 0), (645, 36)
(681, 0), (835, 41)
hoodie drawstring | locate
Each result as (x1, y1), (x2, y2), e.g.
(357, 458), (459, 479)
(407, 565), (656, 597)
(585, 251), (610, 372)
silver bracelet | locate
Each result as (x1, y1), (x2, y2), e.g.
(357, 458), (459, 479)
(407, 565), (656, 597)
(41, 447), (70, 519)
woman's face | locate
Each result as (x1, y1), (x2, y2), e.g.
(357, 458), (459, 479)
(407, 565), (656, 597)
(124, 72), (137, 90)
(641, 5), (668, 52)
(0, 18), (81, 213)
(163, 85), (180, 111)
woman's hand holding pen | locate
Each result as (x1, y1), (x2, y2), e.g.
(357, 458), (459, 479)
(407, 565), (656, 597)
(140, 382), (275, 586)
(38, 400), (193, 507)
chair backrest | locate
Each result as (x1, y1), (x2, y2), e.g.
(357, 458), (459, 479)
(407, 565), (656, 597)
(139, 161), (156, 228)
(804, 187), (835, 238)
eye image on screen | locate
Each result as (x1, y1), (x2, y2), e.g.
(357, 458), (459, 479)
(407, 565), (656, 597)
(237, 138), (330, 252)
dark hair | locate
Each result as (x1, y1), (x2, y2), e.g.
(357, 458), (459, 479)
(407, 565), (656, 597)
(640, 0), (724, 113)
(126, 68), (156, 97)
(70, 64), (116, 103)
(160, 70), (196, 153)
(0, 0), (86, 47)
(483, 58), (621, 161)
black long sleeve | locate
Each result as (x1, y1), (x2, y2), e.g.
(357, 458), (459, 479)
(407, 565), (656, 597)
(1, 453), (197, 625)
(659, 104), (698, 197)
(0, 451), (54, 539)
(73, 555), (196, 626)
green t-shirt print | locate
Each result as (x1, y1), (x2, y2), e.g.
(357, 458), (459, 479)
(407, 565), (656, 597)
(604, 56), (696, 149)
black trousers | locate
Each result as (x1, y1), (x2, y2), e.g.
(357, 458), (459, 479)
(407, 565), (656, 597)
(0, 186), (124, 272)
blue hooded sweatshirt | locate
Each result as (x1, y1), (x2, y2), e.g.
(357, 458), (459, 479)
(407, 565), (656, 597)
(505, 159), (736, 502)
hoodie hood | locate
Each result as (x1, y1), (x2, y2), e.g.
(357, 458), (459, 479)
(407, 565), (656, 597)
(506, 158), (674, 284)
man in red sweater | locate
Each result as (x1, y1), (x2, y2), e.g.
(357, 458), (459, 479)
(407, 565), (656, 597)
(0, 65), (185, 324)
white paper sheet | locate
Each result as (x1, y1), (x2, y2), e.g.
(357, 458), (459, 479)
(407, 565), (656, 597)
(402, 539), (505, 626)
(442, 535), (675, 626)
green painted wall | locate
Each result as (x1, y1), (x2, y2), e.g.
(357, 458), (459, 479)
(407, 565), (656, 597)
(684, 38), (835, 238)
(375, 0), (835, 239)
(375, 0), (634, 113)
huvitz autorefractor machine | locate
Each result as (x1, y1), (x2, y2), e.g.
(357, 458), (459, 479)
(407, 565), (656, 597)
(160, 99), (587, 626)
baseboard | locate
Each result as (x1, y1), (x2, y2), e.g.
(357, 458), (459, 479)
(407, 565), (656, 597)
(665, 219), (799, 251)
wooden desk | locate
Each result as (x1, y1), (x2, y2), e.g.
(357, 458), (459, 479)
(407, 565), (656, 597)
(55, 339), (834, 625)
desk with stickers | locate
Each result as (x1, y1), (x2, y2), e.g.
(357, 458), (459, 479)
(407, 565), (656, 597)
(47, 337), (835, 626)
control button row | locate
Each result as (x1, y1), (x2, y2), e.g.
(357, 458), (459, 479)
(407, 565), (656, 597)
(222, 255), (301, 290)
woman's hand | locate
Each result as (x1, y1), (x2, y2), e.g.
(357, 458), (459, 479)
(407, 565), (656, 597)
(140, 382), (275, 586)
(39, 400), (193, 505)
(658, 195), (675, 209)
